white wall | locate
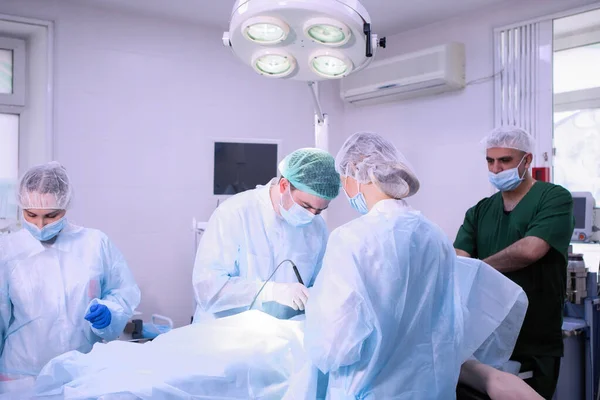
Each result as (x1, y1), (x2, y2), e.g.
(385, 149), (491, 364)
(0, 0), (316, 327)
(3, 0), (599, 328)
(323, 0), (600, 239)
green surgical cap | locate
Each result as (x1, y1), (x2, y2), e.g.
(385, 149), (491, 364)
(278, 148), (340, 200)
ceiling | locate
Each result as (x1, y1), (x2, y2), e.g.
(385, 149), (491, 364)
(69, 0), (510, 37)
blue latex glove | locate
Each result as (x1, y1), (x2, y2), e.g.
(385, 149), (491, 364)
(85, 304), (112, 329)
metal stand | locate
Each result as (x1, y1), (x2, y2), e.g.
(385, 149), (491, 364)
(308, 81), (325, 124)
(561, 271), (600, 400)
(309, 81), (331, 224)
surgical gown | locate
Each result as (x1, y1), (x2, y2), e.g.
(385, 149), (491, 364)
(0, 223), (141, 392)
(193, 179), (328, 322)
(305, 199), (465, 399)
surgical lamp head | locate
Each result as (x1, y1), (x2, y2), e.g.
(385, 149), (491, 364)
(223, 0), (386, 81)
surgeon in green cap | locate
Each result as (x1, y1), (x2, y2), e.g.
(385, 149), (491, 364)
(192, 148), (341, 321)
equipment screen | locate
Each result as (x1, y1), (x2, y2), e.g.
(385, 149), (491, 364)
(573, 197), (587, 229)
(213, 142), (278, 195)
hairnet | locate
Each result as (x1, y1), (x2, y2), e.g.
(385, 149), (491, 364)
(335, 132), (420, 199)
(18, 161), (72, 210)
(278, 148), (340, 200)
(482, 126), (535, 153)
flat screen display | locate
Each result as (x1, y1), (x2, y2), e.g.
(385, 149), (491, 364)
(573, 197), (587, 229)
(213, 142), (278, 195)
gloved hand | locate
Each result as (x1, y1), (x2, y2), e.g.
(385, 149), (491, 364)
(85, 304), (112, 329)
(262, 282), (309, 311)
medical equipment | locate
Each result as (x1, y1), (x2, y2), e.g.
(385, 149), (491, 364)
(293, 265), (304, 285)
(141, 314), (174, 339)
(213, 140), (279, 196)
(249, 259), (302, 310)
(571, 191), (597, 243)
(558, 252), (600, 400)
(223, 0), (386, 82)
(221, 2), (378, 196)
(191, 218), (208, 323)
(568, 254), (588, 305)
(532, 166), (551, 182)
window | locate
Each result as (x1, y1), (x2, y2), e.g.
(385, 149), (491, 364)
(0, 48), (13, 93)
(554, 43), (600, 94)
(0, 16), (52, 232)
(553, 109), (600, 203)
(0, 36), (25, 223)
(0, 37), (26, 107)
(0, 112), (19, 220)
(553, 9), (600, 204)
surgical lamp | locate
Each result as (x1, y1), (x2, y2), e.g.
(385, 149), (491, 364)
(223, 0), (387, 81)
(222, 0), (387, 197)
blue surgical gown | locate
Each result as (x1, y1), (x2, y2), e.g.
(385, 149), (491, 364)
(193, 179), (328, 322)
(0, 223), (141, 391)
(305, 199), (465, 399)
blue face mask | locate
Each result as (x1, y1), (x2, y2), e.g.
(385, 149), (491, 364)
(344, 180), (369, 215)
(279, 188), (315, 227)
(488, 155), (527, 192)
(24, 216), (66, 241)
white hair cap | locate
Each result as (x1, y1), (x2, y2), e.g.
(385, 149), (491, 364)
(335, 132), (420, 199)
(482, 126), (535, 153)
(18, 161), (72, 210)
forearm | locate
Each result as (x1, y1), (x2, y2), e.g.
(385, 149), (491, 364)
(92, 285), (141, 340)
(455, 249), (471, 257)
(459, 359), (494, 394)
(483, 237), (549, 273)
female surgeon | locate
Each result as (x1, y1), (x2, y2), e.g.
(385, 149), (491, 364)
(304, 132), (542, 399)
(0, 162), (141, 393)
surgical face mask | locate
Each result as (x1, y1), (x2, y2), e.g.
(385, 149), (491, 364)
(343, 179), (369, 215)
(24, 216), (66, 241)
(279, 187), (316, 227)
(488, 155), (527, 192)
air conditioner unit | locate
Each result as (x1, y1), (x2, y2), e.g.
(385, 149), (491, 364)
(340, 42), (466, 106)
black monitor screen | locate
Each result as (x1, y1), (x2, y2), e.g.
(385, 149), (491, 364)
(213, 142), (278, 195)
(573, 197), (587, 229)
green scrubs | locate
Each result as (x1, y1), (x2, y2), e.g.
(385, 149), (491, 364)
(454, 181), (574, 399)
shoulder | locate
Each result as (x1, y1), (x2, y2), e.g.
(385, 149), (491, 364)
(212, 187), (264, 219)
(63, 224), (108, 242)
(538, 182), (571, 198)
(329, 218), (366, 247)
(408, 213), (452, 248)
(69, 227), (128, 263)
(534, 182), (573, 207)
(60, 225), (121, 257)
(0, 229), (40, 264)
(462, 193), (501, 221)
(473, 193), (499, 211)
(331, 209), (424, 245)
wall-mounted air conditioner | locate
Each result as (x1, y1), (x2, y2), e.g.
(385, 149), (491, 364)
(340, 42), (466, 106)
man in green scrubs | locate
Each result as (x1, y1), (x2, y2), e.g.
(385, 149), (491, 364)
(454, 126), (574, 399)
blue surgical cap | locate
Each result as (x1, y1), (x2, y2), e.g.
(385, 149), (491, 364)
(278, 148), (340, 201)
